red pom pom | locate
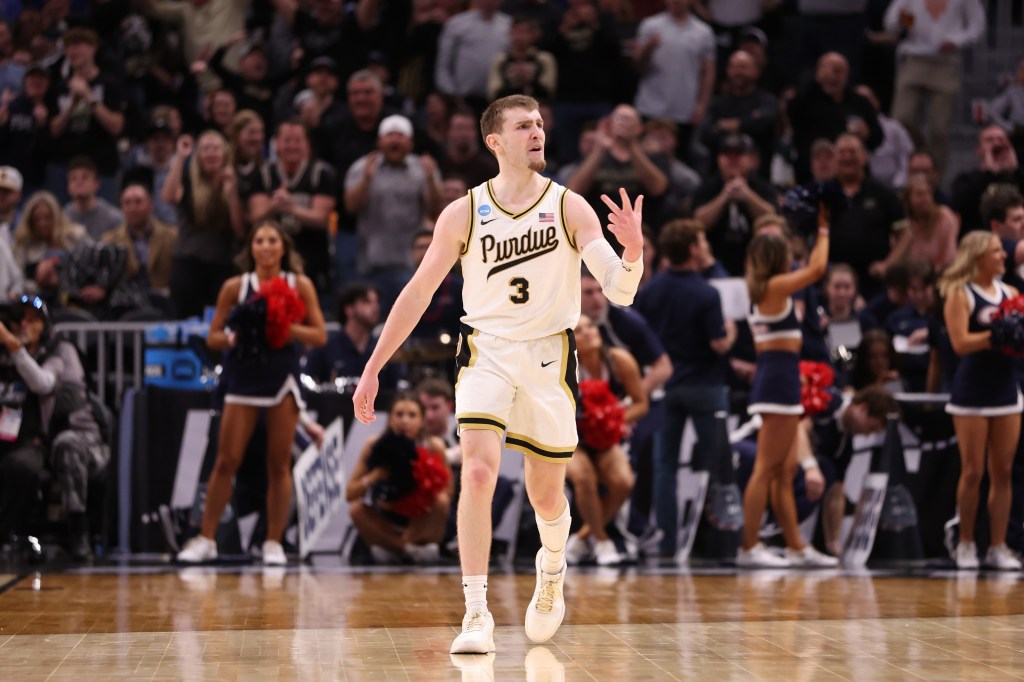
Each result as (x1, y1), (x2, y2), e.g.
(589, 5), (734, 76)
(998, 294), (1024, 317)
(258, 277), (307, 349)
(391, 447), (451, 517)
(992, 294), (1024, 358)
(799, 361), (835, 416)
(577, 379), (626, 451)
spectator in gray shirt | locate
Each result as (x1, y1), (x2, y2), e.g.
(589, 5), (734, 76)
(63, 157), (124, 241)
(633, 0), (716, 160)
(345, 115), (442, 316)
(435, 0), (511, 111)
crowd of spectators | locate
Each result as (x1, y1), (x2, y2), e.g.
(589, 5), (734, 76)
(2, 0), (1023, 565)
(0, 0), (998, 317)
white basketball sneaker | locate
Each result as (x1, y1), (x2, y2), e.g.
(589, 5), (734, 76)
(404, 542), (441, 565)
(262, 540), (287, 566)
(955, 541), (979, 570)
(785, 545), (839, 568)
(176, 535), (217, 563)
(736, 543), (790, 568)
(450, 611), (496, 654)
(593, 538), (623, 566)
(984, 544), (1022, 571)
(525, 549), (566, 643)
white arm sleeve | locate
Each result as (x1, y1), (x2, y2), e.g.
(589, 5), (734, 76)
(580, 238), (644, 306)
(12, 347), (57, 395)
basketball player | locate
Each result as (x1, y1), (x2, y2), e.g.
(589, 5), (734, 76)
(352, 94), (644, 654)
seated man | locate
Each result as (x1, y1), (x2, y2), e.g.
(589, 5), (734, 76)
(101, 181), (179, 302)
(303, 283), (403, 395)
(64, 156), (124, 241)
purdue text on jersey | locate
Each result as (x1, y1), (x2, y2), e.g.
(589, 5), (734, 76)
(482, 225), (559, 279)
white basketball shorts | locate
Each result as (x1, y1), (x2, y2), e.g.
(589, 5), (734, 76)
(454, 323), (579, 462)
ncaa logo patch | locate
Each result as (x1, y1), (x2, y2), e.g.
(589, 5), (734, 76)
(478, 204), (492, 217)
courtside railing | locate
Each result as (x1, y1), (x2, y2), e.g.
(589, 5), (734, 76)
(54, 321), (342, 409)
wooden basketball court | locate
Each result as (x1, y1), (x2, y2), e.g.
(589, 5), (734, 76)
(1, 560), (1022, 680)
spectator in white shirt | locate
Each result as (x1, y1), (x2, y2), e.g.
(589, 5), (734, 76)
(884, 0), (986, 176)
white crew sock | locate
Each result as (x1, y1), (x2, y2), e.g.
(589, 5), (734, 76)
(462, 575), (488, 614)
(537, 498), (571, 574)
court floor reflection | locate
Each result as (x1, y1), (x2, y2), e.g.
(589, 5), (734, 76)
(0, 562), (1021, 680)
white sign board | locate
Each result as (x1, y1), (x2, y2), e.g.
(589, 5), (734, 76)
(842, 472), (889, 568)
(294, 418), (345, 558)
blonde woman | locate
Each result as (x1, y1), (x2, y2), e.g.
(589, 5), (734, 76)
(162, 130), (244, 318)
(13, 191), (90, 299)
(940, 231), (1022, 570)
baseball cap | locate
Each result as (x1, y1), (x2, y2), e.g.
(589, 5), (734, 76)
(739, 27), (768, 48)
(147, 118), (175, 138)
(720, 133), (755, 154)
(293, 88), (316, 110)
(308, 56), (338, 73)
(0, 167), (23, 193)
(379, 114), (413, 138)
(811, 138), (837, 157)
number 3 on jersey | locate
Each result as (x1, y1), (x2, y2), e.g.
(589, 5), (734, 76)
(509, 277), (530, 304)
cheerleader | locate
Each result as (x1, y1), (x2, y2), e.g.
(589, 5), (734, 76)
(565, 314), (648, 566)
(177, 220), (327, 565)
(346, 391), (454, 564)
(739, 211), (837, 568)
(940, 231), (1022, 570)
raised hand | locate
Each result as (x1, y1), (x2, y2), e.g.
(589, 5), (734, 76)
(176, 134), (194, 158)
(600, 187), (644, 257)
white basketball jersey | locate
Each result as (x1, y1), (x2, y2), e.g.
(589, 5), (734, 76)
(460, 179), (581, 341)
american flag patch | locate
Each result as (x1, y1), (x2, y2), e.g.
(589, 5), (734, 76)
(539, 212), (554, 223)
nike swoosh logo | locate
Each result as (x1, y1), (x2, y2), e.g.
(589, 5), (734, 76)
(541, 360), (556, 367)
(481, 218), (499, 225)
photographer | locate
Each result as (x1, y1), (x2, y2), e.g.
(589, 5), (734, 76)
(0, 297), (106, 561)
